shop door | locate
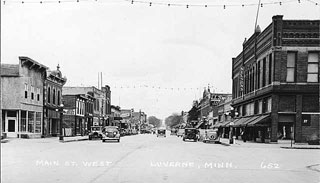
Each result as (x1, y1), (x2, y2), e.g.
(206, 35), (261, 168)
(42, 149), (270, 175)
(6, 118), (17, 137)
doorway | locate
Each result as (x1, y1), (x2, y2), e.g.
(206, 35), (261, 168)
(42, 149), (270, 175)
(6, 118), (17, 137)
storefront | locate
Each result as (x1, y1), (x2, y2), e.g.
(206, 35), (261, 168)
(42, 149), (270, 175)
(2, 110), (42, 138)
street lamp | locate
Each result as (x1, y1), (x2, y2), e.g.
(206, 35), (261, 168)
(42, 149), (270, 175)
(56, 104), (64, 141)
(229, 107), (237, 144)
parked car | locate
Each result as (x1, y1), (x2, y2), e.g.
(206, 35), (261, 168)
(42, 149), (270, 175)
(102, 126), (121, 142)
(203, 129), (220, 143)
(170, 129), (177, 135)
(183, 128), (199, 142)
(89, 126), (103, 140)
(177, 129), (185, 137)
(157, 129), (166, 137)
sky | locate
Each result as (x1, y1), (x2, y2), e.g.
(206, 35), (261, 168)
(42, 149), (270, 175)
(1, 0), (319, 120)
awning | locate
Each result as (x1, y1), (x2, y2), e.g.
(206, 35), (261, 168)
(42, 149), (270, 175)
(247, 115), (270, 127)
(241, 116), (260, 127)
(232, 117), (254, 127)
(220, 120), (231, 127)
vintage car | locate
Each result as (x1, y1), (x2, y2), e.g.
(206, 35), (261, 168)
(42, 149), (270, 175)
(203, 129), (220, 143)
(89, 126), (103, 140)
(183, 128), (199, 142)
(176, 128), (185, 137)
(157, 129), (166, 137)
(102, 126), (121, 142)
(170, 129), (177, 135)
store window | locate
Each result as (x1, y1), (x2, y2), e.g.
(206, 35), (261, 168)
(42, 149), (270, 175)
(301, 114), (311, 126)
(35, 112), (42, 133)
(286, 52), (296, 82)
(28, 111), (35, 133)
(20, 111), (27, 132)
(307, 52), (319, 82)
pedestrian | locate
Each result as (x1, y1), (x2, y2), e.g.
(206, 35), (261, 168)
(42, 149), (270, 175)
(241, 129), (246, 142)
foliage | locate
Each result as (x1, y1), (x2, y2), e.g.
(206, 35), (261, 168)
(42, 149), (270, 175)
(187, 106), (200, 122)
(147, 116), (162, 128)
(165, 113), (183, 128)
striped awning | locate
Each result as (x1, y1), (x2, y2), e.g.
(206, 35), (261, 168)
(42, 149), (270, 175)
(247, 115), (270, 127)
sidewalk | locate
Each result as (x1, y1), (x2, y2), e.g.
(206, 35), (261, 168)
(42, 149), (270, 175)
(1, 136), (89, 143)
(219, 138), (320, 149)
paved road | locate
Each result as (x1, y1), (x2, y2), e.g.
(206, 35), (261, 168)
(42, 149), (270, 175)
(1, 132), (320, 183)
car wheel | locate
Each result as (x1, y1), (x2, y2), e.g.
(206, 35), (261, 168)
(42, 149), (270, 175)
(102, 140), (105, 142)
(183, 138), (185, 141)
(118, 139), (120, 142)
(89, 136), (92, 140)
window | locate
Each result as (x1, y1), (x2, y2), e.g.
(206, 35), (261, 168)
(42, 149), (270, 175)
(58, 90), (61, 105)
(35, 112), (42, 133)
(286, 52), (296, 82)
(24, 84), (28, 99)
(37, 88), (40, 101)
(262, 58), (266, 86)
(269, 54), (272, 84)
(48, 87), (51, 103)
(31, 86), (34, 100)
(53, 89), (56, 105)
(307, 53), (319, 82)
(28, 111), (35, 133)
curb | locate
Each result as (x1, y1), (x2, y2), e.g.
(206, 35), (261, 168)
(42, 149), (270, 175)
(61, 138), (89, 143)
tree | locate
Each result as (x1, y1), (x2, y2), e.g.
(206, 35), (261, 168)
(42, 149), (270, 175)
(148, 116), (162, 128)
(188, 106), (200, 122)
(165, 113), (183, 128)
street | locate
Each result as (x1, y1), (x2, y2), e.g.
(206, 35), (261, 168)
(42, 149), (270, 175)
(1, 133), (320, 183)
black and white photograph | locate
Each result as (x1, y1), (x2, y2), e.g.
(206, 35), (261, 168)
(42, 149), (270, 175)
(1, 0), (320, 182)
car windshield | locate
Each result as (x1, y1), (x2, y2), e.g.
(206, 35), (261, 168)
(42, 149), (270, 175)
(104, 127), (118, 132)
(185, 129), (197, 133)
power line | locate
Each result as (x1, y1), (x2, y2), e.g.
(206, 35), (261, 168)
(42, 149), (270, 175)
(2, 0), (318, 6)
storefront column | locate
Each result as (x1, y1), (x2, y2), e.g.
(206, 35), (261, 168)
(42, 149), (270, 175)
(295, 95), (302, 143)
(271, 94), (279, 142)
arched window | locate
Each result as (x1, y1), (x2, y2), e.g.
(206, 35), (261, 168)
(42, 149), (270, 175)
(58, 90), (61, 105)
(53, 89), (56, 105)
(48, 87), (51, 103)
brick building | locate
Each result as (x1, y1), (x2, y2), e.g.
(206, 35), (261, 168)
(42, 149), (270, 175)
(62, 94), (87, 136)
(63, 86), (111, 129)
(231, 15), (319, 143)
(1, 57), (48, 138)
(43, 65), (67, 137)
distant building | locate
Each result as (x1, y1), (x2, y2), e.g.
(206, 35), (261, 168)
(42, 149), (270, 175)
(63, 86), (111, 129)
(62, 94), (87, 136)
(1, 57), (48, 138)
(231, 15), (319, 143)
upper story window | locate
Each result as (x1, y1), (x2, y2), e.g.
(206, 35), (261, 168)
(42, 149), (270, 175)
(307, 52), (319, 82)
(58, 90), (61, 105)
(24, 84), (28, 99)
(37, 88), (40, 101)
(286, 52), (296, 82)
(53, 89), (56, 105)
(48, 87), (51, 103)
(31, 86), (34, 100)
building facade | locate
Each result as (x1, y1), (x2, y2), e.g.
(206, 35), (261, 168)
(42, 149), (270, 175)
(62, 86), (111, 129)
(1, 57), (48, 138)
(231, 15), (319, 143)
(62, 94), (87, 136)
(43, 65), (67, 137)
